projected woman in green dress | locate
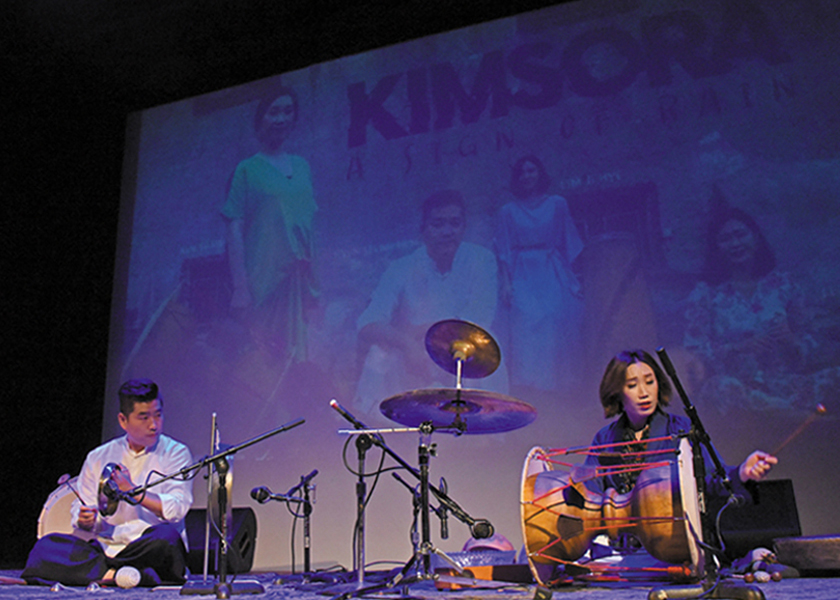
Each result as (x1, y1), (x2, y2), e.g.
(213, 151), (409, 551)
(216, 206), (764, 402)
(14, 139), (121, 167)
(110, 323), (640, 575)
(221, 86), (318, 362)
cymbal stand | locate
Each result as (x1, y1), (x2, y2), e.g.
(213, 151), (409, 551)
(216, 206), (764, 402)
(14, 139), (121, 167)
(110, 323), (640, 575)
(358, 422), (464, 600)
(416, 421), (435, 577)
(330, 400), (494, 546)
(443, 347), (475, 427)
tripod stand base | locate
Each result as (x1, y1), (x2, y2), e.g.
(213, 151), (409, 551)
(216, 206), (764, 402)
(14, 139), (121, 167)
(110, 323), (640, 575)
(180, 578), (265, 597)
(648, 579), (765, 600)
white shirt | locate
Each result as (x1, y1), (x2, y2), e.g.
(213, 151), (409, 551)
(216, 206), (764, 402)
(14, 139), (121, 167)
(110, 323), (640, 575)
(72, 434), (193, 557)
(357, 242), (498, 331)
(354, 242), (507, 412)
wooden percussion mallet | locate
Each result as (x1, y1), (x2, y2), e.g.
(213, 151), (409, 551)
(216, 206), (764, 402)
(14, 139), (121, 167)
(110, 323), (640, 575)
(57, 473), (89, 506)
(770, 403), (827, 456)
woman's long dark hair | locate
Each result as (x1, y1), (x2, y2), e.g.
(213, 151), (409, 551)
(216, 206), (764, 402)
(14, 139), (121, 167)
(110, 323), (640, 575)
(703, 206), (776, 285)
(509, 154), (551, 199)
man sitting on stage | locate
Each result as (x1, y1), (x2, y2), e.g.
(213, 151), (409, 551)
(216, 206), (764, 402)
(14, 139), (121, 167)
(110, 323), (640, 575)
(23, 379), (194, 587)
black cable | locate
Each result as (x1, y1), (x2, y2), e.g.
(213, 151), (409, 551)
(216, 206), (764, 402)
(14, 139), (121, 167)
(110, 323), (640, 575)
(341, 434), (392, 571)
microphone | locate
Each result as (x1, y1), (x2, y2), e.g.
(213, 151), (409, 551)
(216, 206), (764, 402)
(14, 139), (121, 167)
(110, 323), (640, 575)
(250, 486), (271, 504)
(287, 469), (318, 497)
(330, 399), (367, 430)
(301, 469), (319, 486)
(439, 477), (449, 539)
(470, 519), (494, 539)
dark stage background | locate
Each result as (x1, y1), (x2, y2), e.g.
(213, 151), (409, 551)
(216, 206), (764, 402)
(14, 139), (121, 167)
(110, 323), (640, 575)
(6, 0), (840, 572)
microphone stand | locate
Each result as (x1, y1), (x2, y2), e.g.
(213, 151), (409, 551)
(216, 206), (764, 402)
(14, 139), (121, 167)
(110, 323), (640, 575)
(330, 400), (493, 540)
(649, 348), (764, 600)
(391, 473), (449, 554)
(110, 419), (305, 506)
(302, 478), (313, 575)
(353, 432), (372, 588)
(392, 473), (423, 577)
(285, 471), (318, 575)
(202, 414), (219, 584)
(252, 473), (316, 575)
(125, 418), (304, 599)
(329, 402), (486, 600)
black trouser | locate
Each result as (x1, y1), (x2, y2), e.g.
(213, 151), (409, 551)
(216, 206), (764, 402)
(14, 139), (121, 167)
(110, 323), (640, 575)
(22, 523), (187, 586)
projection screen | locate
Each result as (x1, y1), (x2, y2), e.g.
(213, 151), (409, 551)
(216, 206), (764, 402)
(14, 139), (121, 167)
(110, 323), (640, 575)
(107, 0), (840, 571)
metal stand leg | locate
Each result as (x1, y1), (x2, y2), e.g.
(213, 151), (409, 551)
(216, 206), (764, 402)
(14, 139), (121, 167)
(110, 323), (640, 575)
(331, 423), (462, 600)
(355, 434), (372, 587)
(181, 454), (265, 596)
(303, 483), (313, 575)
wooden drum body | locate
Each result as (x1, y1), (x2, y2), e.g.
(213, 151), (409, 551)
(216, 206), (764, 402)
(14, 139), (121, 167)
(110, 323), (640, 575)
(520, 439), (703, 582)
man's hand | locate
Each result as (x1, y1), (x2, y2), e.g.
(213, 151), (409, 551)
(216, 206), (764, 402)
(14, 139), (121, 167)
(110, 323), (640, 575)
(77, 506), (97, 531)
(111, 464), (135, 493)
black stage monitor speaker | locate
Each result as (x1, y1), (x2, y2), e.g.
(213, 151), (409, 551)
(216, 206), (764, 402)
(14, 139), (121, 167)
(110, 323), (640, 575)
(708, 479), (801, 561)
(184, 507), (257, 575)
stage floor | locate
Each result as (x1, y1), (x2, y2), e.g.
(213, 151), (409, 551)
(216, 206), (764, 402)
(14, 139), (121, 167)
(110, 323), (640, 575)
(2, 569), (839, 600)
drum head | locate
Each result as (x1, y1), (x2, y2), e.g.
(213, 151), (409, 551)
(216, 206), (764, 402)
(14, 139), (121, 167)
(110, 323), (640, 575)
(520, 446), (555, 586)
(37, 477), (93, 540)
(38, 479), (77, 538)
(676, 438), (704, 577)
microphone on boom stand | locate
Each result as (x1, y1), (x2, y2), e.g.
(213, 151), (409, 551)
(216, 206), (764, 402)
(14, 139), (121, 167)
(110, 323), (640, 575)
(250, 470), (318, 575)
(250, 486), (272, 503)
(438, 477), (449, 540)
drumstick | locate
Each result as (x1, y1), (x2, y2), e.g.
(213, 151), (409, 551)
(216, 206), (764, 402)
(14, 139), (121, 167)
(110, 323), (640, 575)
(770, 403), (827, 456)
(57, 473), (89, 506)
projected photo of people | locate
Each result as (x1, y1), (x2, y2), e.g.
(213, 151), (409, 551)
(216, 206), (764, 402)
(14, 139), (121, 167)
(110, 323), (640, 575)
(353, 190), (507, 414)
(683, 194), (840, 414)
(109, 1), (840, 571)
(495, 154), (584, 398)
(221, 85), (319, 366)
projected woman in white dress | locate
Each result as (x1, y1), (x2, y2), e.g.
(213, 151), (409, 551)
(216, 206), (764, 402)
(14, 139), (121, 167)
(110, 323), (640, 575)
(495, 155), (584, 394)
(221, 86), (319, 362)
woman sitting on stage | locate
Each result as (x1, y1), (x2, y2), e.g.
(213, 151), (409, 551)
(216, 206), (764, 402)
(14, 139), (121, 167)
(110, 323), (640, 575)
(584, 349), (777, 501)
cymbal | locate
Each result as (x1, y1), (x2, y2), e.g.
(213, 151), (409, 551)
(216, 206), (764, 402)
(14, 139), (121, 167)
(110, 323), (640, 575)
(380, 388), (537, 434)
(98, 463), (121, 517)
(425, 320), (500, 379)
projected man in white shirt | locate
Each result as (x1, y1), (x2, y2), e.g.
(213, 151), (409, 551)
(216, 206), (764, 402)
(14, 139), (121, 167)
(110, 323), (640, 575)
(354, 190), (507, 413)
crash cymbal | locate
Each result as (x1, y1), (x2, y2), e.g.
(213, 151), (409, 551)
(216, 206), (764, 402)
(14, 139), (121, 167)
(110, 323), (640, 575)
(425, 320), (500, 379)
(380, 388), (537, 434)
